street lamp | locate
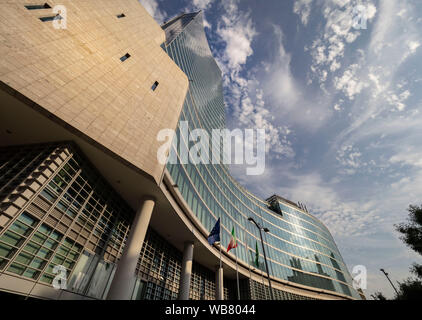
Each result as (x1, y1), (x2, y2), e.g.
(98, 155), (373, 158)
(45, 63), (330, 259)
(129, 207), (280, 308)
(380, 268), (399, 296)
(248, 217), (274, 300)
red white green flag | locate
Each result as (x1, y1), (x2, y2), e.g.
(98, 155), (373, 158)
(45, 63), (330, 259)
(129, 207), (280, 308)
(227, 227), (238, 252)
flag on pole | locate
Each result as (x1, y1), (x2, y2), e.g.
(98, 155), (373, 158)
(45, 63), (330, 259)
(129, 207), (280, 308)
(207, 218), (220, 245)
(227, 227), (238, 252)
(255, 241), (260, 267)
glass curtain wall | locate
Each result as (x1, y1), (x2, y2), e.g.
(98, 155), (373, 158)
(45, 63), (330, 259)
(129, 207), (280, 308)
(163, 12), (360, 299)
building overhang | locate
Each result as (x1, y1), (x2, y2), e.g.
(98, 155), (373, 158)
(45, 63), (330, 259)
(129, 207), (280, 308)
(0, 84), (354, 300)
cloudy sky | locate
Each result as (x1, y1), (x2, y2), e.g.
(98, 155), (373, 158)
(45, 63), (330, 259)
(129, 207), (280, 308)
(140, 0), (422, 299)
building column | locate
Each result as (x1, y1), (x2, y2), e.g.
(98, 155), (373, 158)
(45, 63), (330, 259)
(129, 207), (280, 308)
(107, 196), (156, 300)
(215, 266), (224, 300)
(178, 241), (194, 300)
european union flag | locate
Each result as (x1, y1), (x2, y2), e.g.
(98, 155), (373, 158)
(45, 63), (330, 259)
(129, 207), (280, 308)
(207, 218), (220, 245)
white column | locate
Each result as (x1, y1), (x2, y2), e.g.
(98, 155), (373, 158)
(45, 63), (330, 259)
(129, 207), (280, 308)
(107, 196), (155, 300)
(215, 266), (224, 300)
(178, 241), (194, 300)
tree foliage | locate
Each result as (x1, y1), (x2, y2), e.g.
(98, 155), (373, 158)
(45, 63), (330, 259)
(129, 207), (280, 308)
(395, 205), (422, 255)
(371, 292), (387, 300)
(410, 263), (422, 279)
(392, 205), (422, 300)
(395, 278), (422, 300)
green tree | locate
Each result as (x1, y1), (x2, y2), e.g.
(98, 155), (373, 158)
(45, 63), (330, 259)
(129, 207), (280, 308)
(396, 205), (422, 255)
(396, 278), (422, 300)
(394, 204), (422, 300)
(371, 292), (387, 300)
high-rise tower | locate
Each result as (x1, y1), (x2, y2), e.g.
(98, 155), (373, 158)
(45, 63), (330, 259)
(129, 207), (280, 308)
(162, 12), (361, 300)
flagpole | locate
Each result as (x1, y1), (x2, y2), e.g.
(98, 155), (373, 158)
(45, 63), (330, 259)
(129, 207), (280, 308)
(219, 221), (222, 270)
(257, 244), (267, 300)
(246, 241), (252, 280)
(209, 218), (223, 301)
(255, 240), (267, 300)
(218, 218), (223, 301)
(235, 250), (240, 300)
(246, 241), (254, 299)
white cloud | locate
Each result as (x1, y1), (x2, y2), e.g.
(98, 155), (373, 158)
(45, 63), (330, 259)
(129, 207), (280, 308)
(336, 144), (365, 173)
(138, 0), (167, 23)
(263, 26), (300, 108)
(192, 0), (213, 10)
(213, 1), (295, 160)
(331, 0), (421, 150)
(401, 40), (421, 62)
(293, 0), (313, 26)
(275, 172), (383, 238)
(407, 40), (421, 54)
(334, 64), (368, 100)
(390, 149), (422, 168)
(216, 1), (257, 72)
(305, 1), (377, 85)
(202, 14), (211, 29)
(256, 25), (336, 132)
(386, 90), (411, 111)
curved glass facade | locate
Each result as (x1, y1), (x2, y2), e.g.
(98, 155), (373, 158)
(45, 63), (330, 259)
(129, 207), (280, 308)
(164, 12), (360, 299)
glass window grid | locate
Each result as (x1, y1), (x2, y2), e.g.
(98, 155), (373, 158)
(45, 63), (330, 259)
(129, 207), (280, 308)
(41, 237), (82, 284)
(0, 145), (60, 207)
(177, 104), (341, 256)
(42, 162), (130, 262)
(0, 212), (38, 273)
(0, 143), (133, 289)
(170, 164), (354, 292)
(175, 92), (350, 268)
(0, 211), (81, 283)
(136, 228), (232, 301)
(175, 92), (343, 261)
(169, 154), (350, 281)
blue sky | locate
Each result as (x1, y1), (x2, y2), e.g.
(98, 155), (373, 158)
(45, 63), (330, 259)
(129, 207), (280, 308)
(140, 0), (422, 298)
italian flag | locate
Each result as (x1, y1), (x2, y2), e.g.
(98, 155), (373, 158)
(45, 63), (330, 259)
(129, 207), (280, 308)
(227, 227), (238, 252)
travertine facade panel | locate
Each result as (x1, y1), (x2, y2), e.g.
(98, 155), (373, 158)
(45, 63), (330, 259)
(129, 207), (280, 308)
(0, 0), (189, 183)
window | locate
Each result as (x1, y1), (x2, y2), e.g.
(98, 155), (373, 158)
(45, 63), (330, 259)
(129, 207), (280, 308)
(151, 81), (159, 91)
(41, 238), (81, 284)
(120, 53), (131, 62)
(39, 15), (62, 22)
(268, 201), (283, 216)
(25, 3), (51, 10)
(41, 189), (57, 203)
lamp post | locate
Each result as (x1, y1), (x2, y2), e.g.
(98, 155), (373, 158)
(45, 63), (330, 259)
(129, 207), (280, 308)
(248, 217), (274, 300)
(380, 268), (399, 296)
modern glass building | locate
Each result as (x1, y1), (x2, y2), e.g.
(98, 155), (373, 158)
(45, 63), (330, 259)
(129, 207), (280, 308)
(0, 0), (361, 300)
(162, 12), (360, 300)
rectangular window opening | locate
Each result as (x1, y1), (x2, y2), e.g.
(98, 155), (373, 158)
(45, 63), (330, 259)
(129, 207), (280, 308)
(151, 81), (159, 91)
(117, 13), (126, 18)
(120, 53), (131, 62)
(39, 15), (62, 22)
(25, 3), (51, 10)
